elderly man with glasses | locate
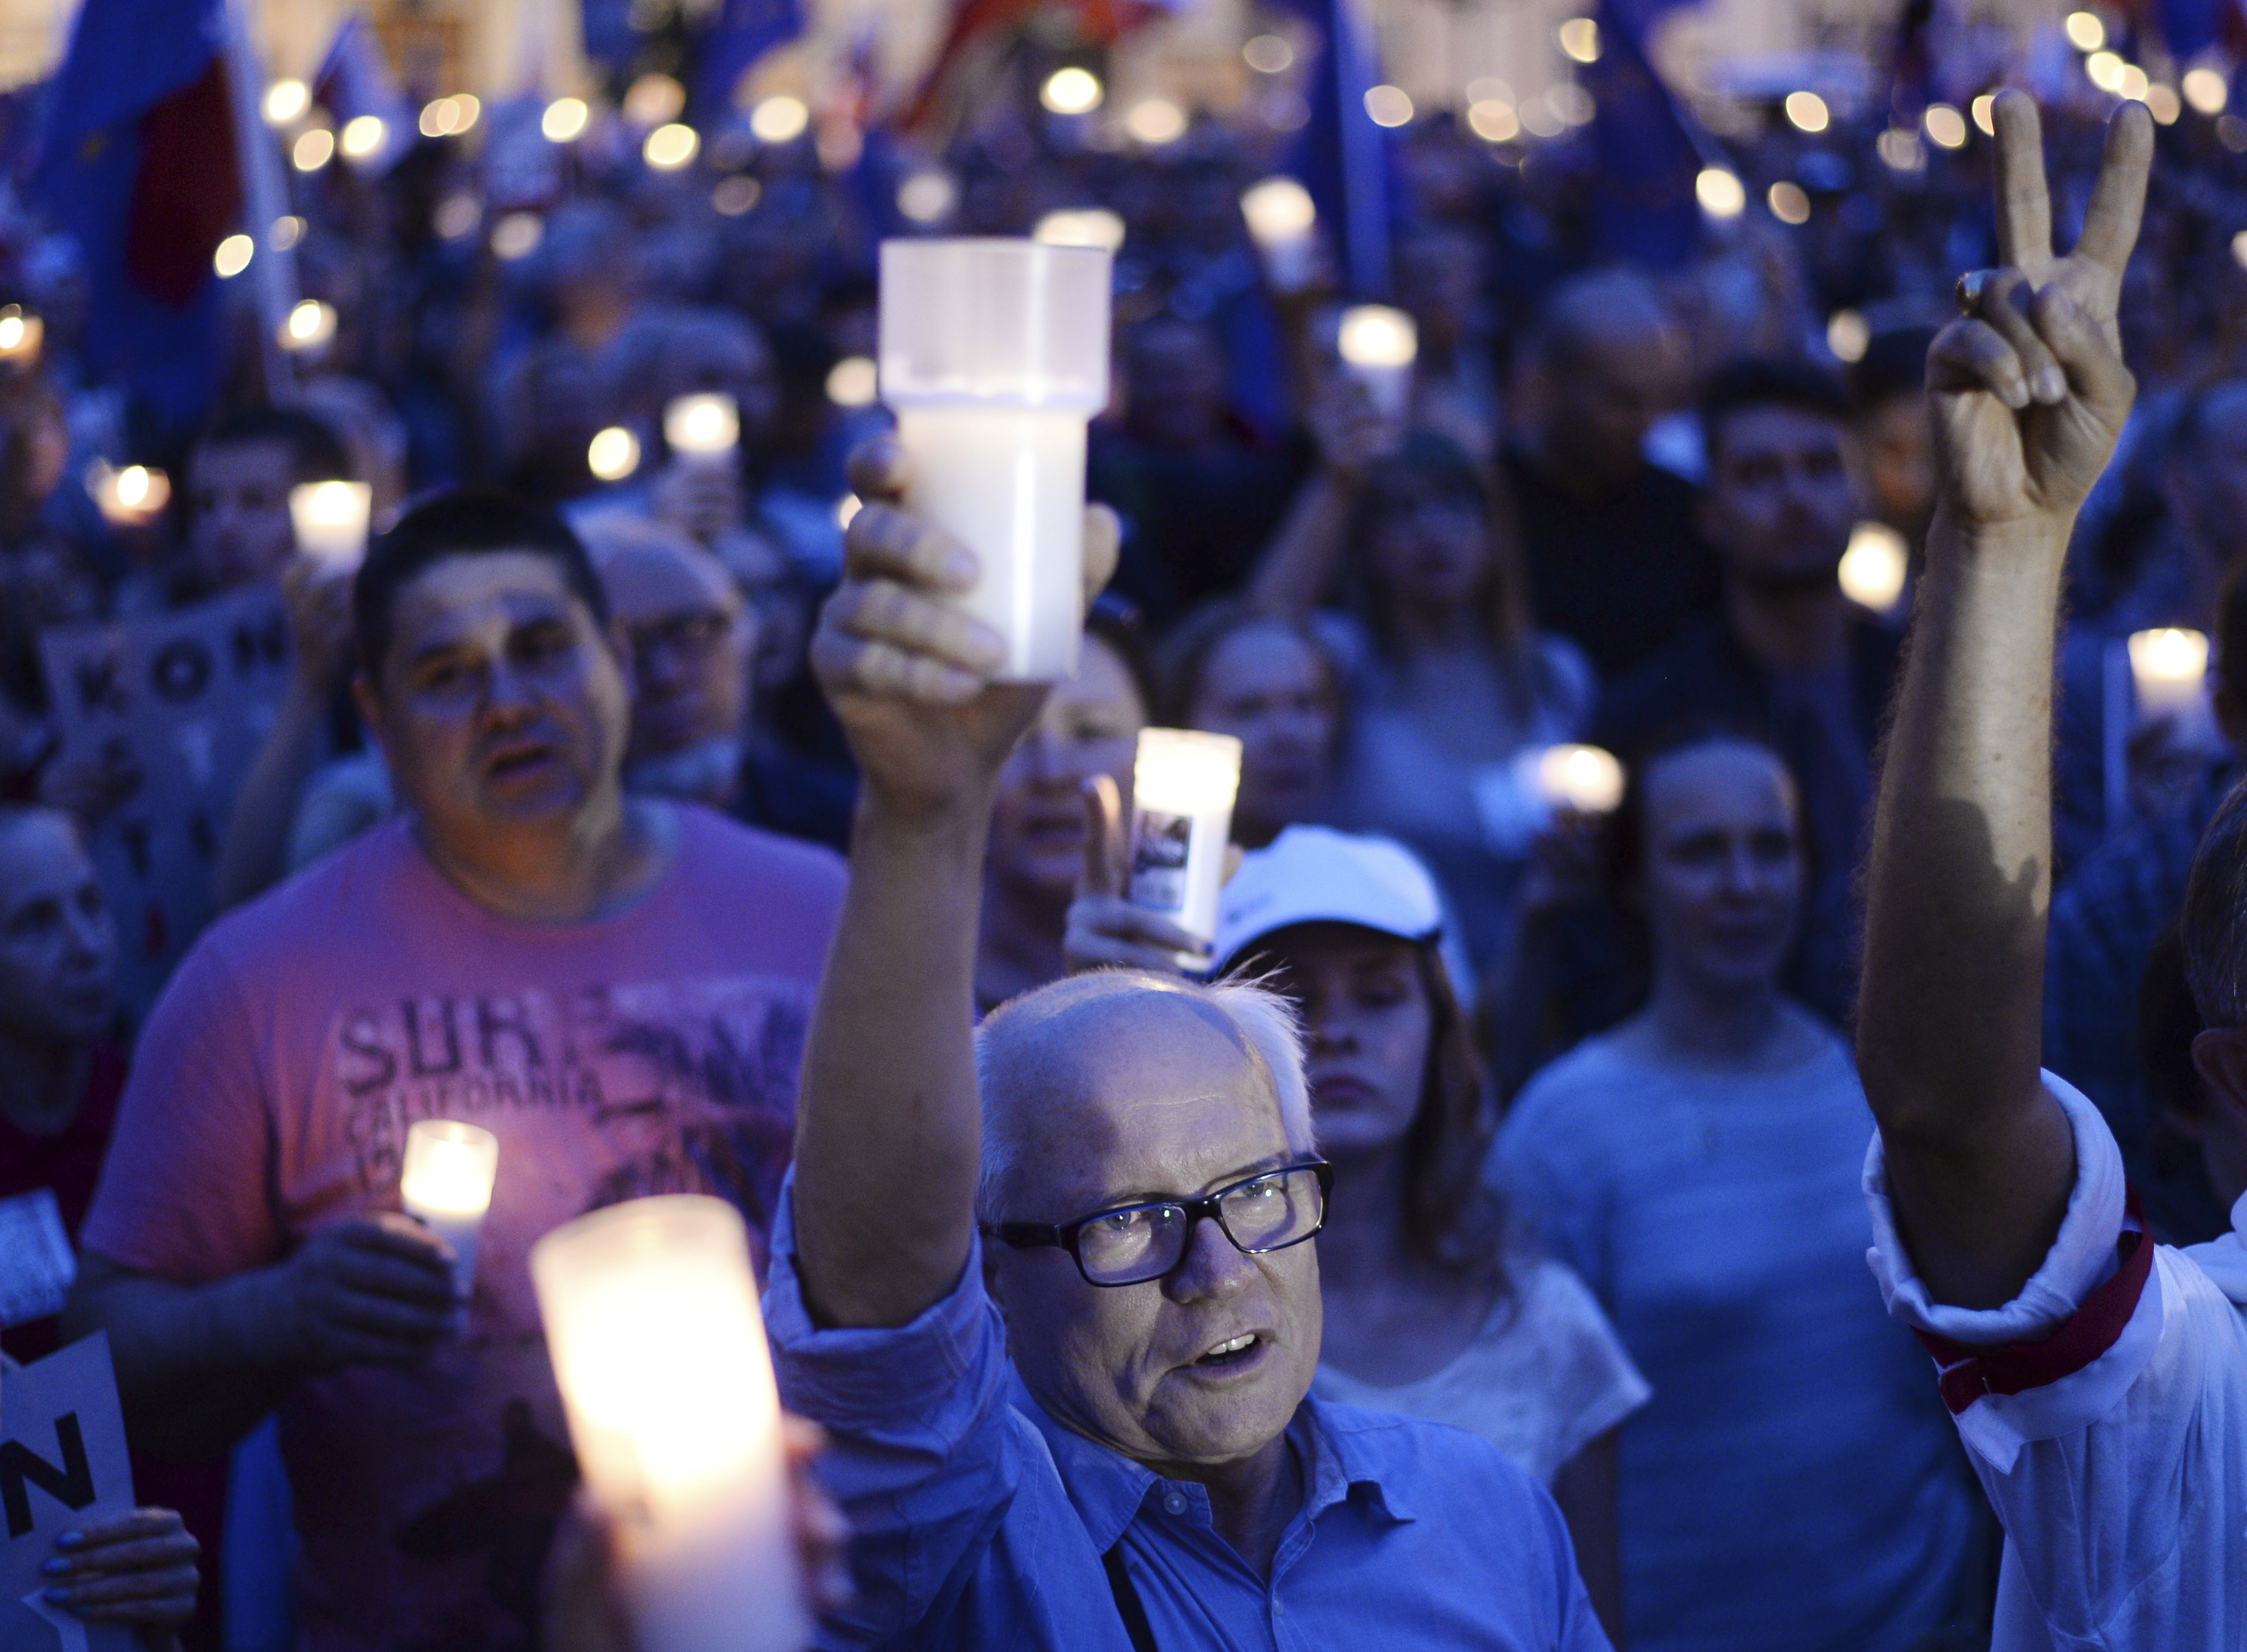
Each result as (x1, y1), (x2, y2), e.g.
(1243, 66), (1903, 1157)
(767, 437), (1610, 1650)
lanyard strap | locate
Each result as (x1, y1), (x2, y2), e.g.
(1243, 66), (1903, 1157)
(1103, 1543), (1159, 1652)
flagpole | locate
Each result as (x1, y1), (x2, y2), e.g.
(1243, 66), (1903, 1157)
(222, 0), (298, 404)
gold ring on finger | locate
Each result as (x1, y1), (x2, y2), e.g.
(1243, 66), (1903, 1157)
(1954, 269), (1994, 316)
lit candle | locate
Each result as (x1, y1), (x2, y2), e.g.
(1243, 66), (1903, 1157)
(1129, 728), (1243, 946)
(1336, 305), (1417, 423)
(665, 393), (740, 459)
(290, 481), (374, 570)
(0, 304), (45, 366)
(1838, 520), (1909, 614)
(531, 1195), (809, 1652)
(2129, 627), (2210, 718)
(880, 238), (1112, 681)
(1240, 176), (1318, 293)
(280, 299), (337, 353)
(1530, 744), (1625, 814)
(1033, 208), (1127, 252)
(87, 462), (171, 529)
(399, 1120), (499, 1303)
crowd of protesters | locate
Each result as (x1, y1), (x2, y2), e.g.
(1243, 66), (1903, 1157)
(2, 11), (2246, 1651)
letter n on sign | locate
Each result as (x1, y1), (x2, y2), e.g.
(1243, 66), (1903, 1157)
(0, 1333), (136, 1631)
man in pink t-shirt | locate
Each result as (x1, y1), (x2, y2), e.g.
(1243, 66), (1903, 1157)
(64, 490), (845, 1652)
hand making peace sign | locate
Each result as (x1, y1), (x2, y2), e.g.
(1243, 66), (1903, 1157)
(1927, 92), (2153, 534)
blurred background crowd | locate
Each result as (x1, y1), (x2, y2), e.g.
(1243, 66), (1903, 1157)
(2, 0), (2245, 1647)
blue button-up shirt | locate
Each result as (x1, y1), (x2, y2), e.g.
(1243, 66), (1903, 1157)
(765, 1186), (1610, 1651)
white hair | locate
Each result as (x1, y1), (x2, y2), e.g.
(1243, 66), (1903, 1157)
(973, 969), (1313, 1221)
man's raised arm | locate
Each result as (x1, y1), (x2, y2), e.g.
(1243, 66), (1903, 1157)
(1857, 94), (2152, 1309)
(790, 440), (1118, 1329)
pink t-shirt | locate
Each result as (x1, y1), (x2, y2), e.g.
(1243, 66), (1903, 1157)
(81, 806), (845, 1652)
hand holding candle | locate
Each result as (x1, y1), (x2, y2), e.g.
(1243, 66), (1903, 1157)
(879, 238), (1112, 682)
(1129, 730), (1243, 948)
(532, 1195), (810, 1652)
(400, 1121), (499, 1305)
(292, 480), (374, 570)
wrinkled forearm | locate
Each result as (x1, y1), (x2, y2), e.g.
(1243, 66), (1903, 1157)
(1856, 510), (2078, 1307)
(791, 795), (992, 1330)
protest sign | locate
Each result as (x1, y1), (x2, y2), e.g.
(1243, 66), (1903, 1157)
(38, 586), (292, 1015)
(0, 1336), (136, 1652)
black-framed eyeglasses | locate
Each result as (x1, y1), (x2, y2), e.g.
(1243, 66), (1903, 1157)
(979, 1160), (1332, 1288)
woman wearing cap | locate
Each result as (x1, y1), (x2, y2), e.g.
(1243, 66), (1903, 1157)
(1493, 728), (1984, 1652)
(1067, 818), (1646, 1644)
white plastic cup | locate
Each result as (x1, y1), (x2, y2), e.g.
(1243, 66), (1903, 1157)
(531, 1195), (808, 1652)
(399, 1120), (499, 1304)
(1129, 728), (1243, 945)
(880, 238), (1112, 682)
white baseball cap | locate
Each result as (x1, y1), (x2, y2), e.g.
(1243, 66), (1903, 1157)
(1212, 825), (1443, 976)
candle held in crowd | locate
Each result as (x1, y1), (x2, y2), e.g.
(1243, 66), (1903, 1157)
(1337, 305), (1417, 422)
(879, 237), (1112, 681)
(0, 304), (45, 365)
(531, 1195), (810, 1652)
(1838, 521), (1909, 615)
(1530, 744), (1626, 814)
(86, 460), (169, 528)
(399, 1121), (499, 1305)
(290, 481), (374, 570)
(1240, 176), (1318, 292)
(2128, 627), (2210, 718)
(665, 393), (740, 459)
(1129, 728), (1243, 947)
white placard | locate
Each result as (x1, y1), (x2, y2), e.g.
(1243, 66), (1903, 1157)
(0, 1192), (75, 1329)
(0, 1336), (138, 1652)
(37, 586), (293, 1015)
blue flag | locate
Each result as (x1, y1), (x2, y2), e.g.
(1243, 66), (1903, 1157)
(694, 0), (807, 121)
(34, 0), (239, 433)
(1266, 0), (1392, 297)
(1585, 0), (1704, 269)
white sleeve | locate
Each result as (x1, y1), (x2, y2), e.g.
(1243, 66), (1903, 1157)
(1862, 1072), (2159, 1471)
(1865, 1076), (2247, 1650)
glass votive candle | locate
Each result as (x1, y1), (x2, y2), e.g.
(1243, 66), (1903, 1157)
(1129, 728), (1244, 946)
(399, 1120), (499, 1303)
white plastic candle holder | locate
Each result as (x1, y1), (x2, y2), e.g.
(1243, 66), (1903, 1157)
(1529, 744), (1626, 814)
(1338, 305), (1416, 423)
(665, 393), (740, 459)
(1240, 177), (1318, 292)
(399, 1120), (498, 1303)
(880, 238), (1112, 682)
(1129, 728), (1243, 947)
(290, 481), (374, 570)
(531, 1195), (809, 1652)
